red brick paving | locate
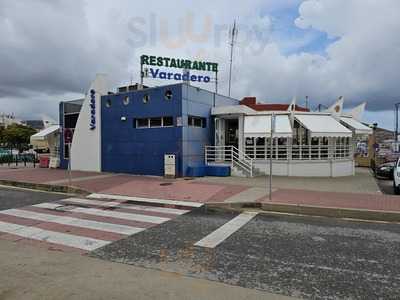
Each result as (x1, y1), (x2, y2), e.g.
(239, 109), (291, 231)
(262, 188), (400, 212)
(98, 179), (231, 202)
(3, 168), (400, 212)
(0, 168), (99, 184)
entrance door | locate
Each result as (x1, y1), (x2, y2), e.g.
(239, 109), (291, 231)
(225, 119), (239, 148)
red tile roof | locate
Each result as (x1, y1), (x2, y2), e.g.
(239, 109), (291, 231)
(240, 97), (309, 112)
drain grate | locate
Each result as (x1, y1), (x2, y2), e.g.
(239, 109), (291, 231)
(159, 182), (173, 186)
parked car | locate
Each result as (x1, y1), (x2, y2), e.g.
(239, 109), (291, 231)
(376, 161), (395, 179)
(394, 158), (400, 194)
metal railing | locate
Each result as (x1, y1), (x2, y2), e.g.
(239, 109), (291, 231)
(244, 144), (353, 161)
(205, 145), (254, 177)
(0, 153), (39, 167)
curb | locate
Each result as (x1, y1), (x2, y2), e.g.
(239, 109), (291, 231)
(204, 201), (400, 223)
(0, 180), (90, 196)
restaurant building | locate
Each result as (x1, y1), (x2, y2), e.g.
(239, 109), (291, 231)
(50, 74), (372, 177)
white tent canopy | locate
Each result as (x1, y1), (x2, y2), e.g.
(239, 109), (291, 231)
(30, 125), (60, 141)
(244, 115), (292, 138)
(295, 114), (352, 138)
(340, 117), (372, 135)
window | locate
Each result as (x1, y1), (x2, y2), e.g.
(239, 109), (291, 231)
(188, 116), (206, 128)
(64, 144), (70, 159)
(136, 118), (149, 128)
(135, 117), (174, 129)
(105, 99), (112, 108)
(143, 94), (150, 104)
(164, 90), (173, 100)
(150, 117), (162, 127)
(163, 116), (174, 127)
(123, 96), (130, 105)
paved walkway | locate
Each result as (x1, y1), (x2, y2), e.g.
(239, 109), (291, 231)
(263, 188), (400, 212)
(196, 167), (381, 194)
(0, 168), (249, 203)
(1, 167), (399, 214)
(0, 239), (289, 300)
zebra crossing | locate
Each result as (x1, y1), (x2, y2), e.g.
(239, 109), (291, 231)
(0, 194), (201, 253)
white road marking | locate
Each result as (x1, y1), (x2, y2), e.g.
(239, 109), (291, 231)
(194, 212), (258, 248)
(87, 193), (203, 208)
(0, 209), (144, 235)
(59, 198), (190, 215)
(33, 203), (170, 224)
(0, 221), (109, 251)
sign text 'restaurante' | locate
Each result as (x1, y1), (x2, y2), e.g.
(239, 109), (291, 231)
(141, 55), (218, 73)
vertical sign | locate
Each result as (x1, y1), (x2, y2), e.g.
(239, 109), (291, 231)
(89, 89), (96, 130)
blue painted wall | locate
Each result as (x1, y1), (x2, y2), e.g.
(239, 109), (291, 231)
(101, 83), (183, 176)
(181, 85), (238, 175)
(60, 83), (239, 177)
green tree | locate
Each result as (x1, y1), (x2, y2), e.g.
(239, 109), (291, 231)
(0, 126), (4, 145)
(2, 124), (36, 152)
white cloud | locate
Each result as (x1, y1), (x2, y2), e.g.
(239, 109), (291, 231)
(0, 0), (399, 129)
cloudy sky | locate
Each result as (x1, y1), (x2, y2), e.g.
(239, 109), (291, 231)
(0, 0), (399, 129)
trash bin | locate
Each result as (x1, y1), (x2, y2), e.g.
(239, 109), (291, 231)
(39, 156), (50, 168)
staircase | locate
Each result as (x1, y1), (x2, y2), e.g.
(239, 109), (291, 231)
(205, 146), (254, 177)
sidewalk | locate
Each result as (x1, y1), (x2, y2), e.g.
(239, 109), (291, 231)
(1, 167), (400, 221)
(0, 239), (291, 300)
(0, 168), (249, 203)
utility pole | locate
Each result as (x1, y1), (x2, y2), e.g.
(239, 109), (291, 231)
(318, 103), (328, 112)
(268, 114), (275, 201)
(395, 103), (400, 142)
(228, 20), (238, 97)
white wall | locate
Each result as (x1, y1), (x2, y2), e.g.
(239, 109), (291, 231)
(253, 160), (354, 177)
(70, 74), (108, 172)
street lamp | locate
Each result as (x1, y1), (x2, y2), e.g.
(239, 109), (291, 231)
(369, 123), (378, 176)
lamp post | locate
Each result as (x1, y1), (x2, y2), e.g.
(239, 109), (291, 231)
(395, 103), (400, 142)
(370, 123), (378, 176)
(268, 114), (275, 201)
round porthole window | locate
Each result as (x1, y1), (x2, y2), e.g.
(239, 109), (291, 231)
(123, 96), (130, 105)
(106, 99), (112, 108)
(164, 90), (173, 100)
(143, 94), (150, 104)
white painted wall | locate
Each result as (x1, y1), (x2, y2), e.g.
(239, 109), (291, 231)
(253, 160), (354, 177)
(70, 74), (108, 172)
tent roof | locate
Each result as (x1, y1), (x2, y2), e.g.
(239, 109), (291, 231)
(244, 115), (292, 138)
(30, 125), (60, 141)
(295, 114), (352, 138)
(340, 117), (372, 135)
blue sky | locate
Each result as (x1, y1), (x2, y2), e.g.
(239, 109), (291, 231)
(265, 3), (336, 56)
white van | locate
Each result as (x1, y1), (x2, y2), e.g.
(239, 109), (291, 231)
(394, 157), (400, 194)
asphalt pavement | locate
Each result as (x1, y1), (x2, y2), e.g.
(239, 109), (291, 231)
(92, 208), (400, 300)
(0, 185), (67, 210)
(376, 177), (395, 195)
(2, 185), (400, 299)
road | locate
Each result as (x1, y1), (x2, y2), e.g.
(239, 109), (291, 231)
(0, 185), (68, 210)
(1, 186), (400, 299)
(93, 208), (400, 299)
(376, 177), (395, 195)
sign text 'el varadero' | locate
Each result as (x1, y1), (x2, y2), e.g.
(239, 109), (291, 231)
(140, 55), (218, 83)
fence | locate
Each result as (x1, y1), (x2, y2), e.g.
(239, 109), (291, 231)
(244, 144), (353, 161)
(0, 153), (39, 167)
